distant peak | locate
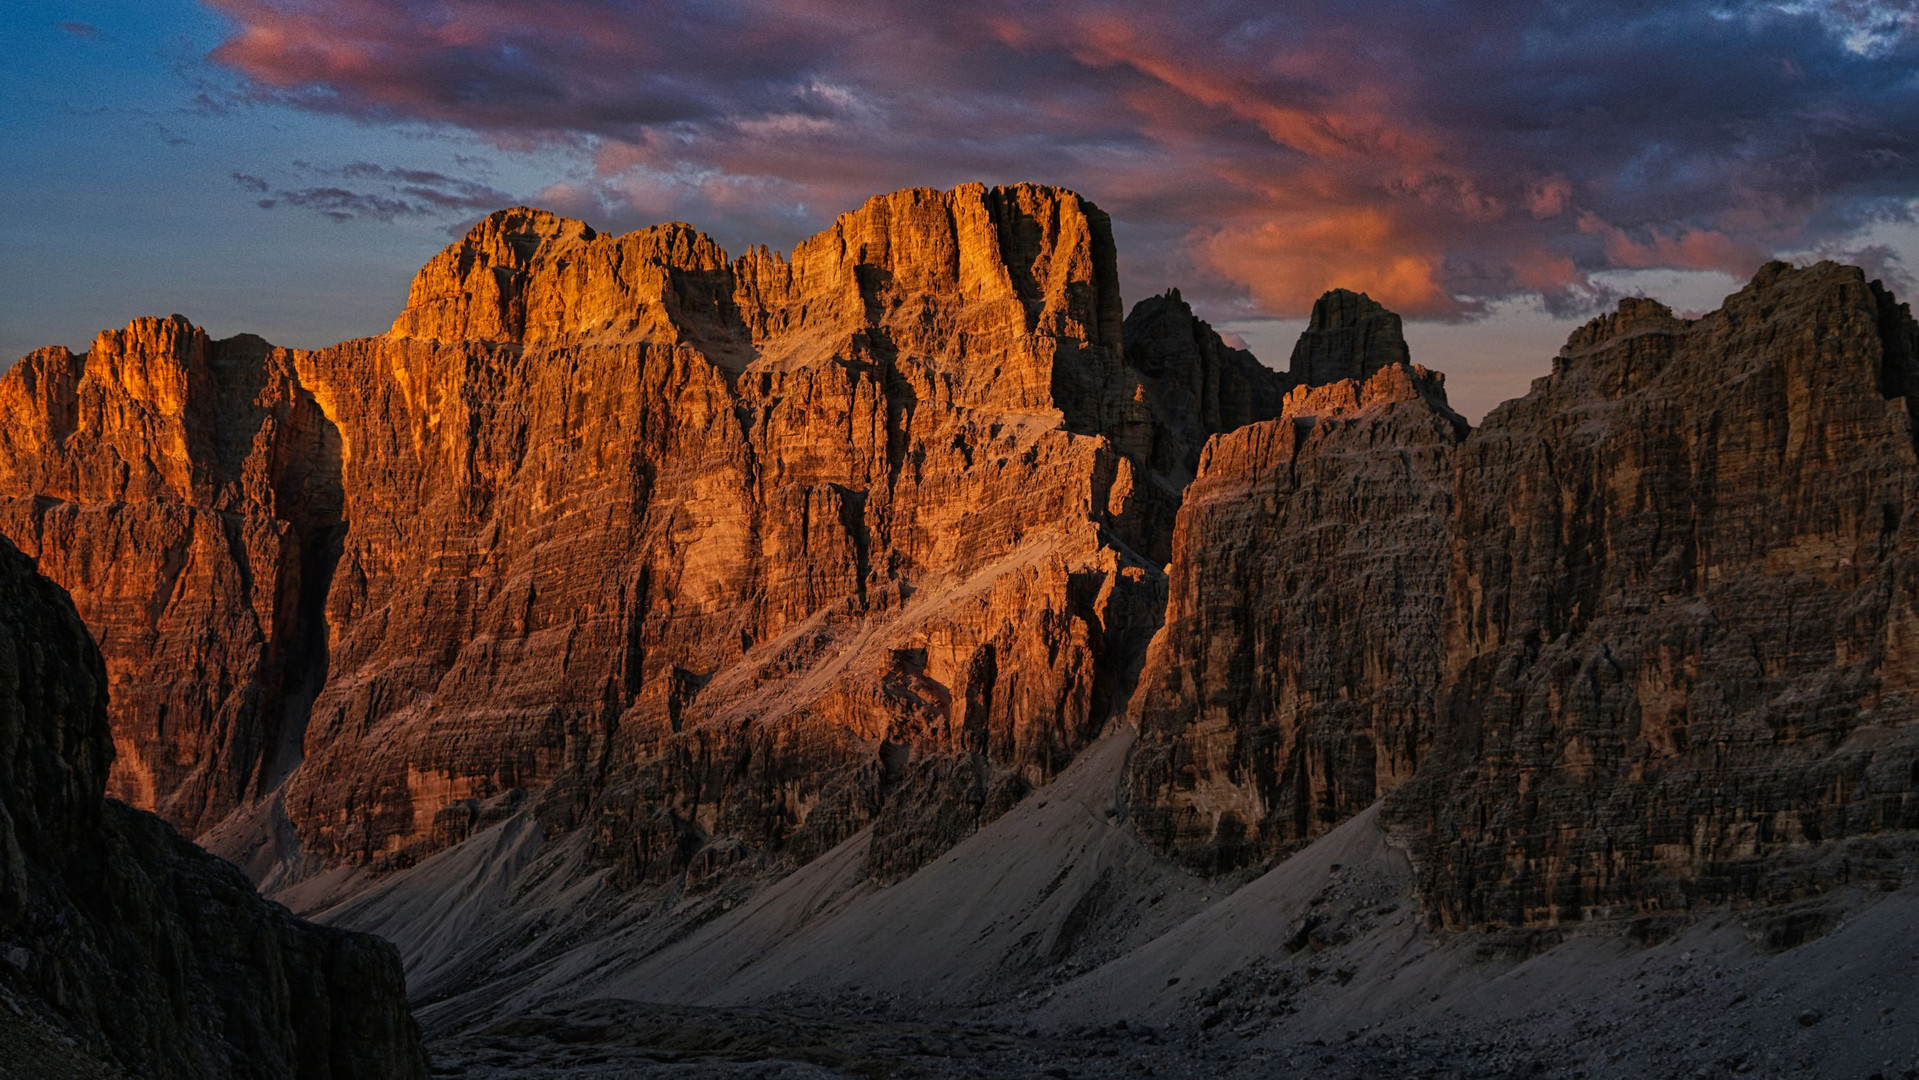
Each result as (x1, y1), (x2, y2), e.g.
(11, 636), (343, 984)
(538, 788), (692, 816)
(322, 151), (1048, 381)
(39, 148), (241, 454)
(1290, 289), (1410, 385)
(1305, 288), (1395, 331)
(1560, 295), (1684, 357)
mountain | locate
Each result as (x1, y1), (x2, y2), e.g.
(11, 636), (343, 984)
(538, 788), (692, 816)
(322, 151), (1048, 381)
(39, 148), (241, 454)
(2, 185), (1916, 1076)
(1137, 259), (1919, 938)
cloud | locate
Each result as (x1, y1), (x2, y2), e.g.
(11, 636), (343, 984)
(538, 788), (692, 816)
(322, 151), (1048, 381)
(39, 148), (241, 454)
(201, 0), (1919, 319)
(232, 161), (515, 222)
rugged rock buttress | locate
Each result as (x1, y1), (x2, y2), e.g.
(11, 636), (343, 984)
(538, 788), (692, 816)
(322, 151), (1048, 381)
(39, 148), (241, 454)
(0, 534), (426, 1077)
(1131, 261), (1919, 931)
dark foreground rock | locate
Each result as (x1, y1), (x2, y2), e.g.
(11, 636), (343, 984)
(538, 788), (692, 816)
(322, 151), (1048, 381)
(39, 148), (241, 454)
(0, 535), (427, 1078)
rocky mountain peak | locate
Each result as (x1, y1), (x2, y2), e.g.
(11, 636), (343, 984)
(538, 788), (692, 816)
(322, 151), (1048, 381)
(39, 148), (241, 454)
(6, 185), (1919, 1073)
(389, 206), (731, 348)
(735, 182), (1127, 410)
(1288, 287), (1411, 386)
(1114, 287), (1291, 487)
(0, 181), (1300, 879)
(1558, 293), (1685, 357)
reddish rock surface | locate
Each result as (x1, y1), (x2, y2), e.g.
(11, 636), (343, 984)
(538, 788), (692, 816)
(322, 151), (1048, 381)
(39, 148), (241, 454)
(0, 184), (1278, 887)
(5, 178), (1917, 953)
(0, 318), (341, 835)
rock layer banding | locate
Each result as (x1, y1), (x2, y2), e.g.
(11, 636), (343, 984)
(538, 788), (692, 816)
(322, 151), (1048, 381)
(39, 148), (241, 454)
(0, 185), (1282, 892)
(1132, 261), (1919, 931)
(3, 181), (1916, 950)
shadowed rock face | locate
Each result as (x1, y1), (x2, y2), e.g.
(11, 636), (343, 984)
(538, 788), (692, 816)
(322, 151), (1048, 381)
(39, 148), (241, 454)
(1391, 262), (1919, 930)
(1118, 289), (1292, 487)
(1135, 260), (1919, 928)
(0, 184), (1281, 890)
(1128, 362), (1468, 873)
(1286, 288), (1410, 386)
(0, 534), (425, 1078)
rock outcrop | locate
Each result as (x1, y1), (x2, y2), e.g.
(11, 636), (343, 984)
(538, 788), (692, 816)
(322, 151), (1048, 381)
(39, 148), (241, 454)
(0, 185), (1281, 894)
(1129, 353), (1467, 873)
(1391, 263), (1919, 930)
(1286, 288), (1410, 386)
(1135, 261), (1919, 929)
(1118, 289), (1291, 488)
(0, 534), (425, 1077)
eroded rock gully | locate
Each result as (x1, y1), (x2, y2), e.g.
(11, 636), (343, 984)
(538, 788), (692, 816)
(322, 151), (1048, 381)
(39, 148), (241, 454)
(0, 318), (344, 836)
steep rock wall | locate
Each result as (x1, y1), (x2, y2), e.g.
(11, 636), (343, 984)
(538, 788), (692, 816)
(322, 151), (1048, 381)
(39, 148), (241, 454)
(1390, 263), (1919, 929)
(0, 184), (1281, 891)
(0, 534), (424, 1078)
(0, 317), (342, 835)
(1134, 261), (1919, 928)
(1129, 361), (1467, 873)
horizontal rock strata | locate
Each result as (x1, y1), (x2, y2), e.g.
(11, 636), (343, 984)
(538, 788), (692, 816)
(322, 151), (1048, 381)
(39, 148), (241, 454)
(0, 184), (1282, 894)
(6, 175), (1917, 959)
(1134, 261), (1919, 928)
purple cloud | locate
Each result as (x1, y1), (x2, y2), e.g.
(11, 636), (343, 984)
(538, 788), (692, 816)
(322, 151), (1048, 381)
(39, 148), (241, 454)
(203, 0), (1919, 318)
(233, 161), (515, 223)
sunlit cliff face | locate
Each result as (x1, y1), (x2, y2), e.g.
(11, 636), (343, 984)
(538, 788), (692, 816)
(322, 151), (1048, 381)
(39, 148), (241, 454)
(202, 0), (1919, 321)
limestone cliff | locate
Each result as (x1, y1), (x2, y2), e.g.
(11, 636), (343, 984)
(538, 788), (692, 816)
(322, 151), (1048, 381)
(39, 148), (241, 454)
(0, 317), (342, 836)
(1390, 263), (1919, 930)
(9, 181), (1918, 958)
(1129, 354), (1467, 873)
(0, 184), (1279, 892)
(1120, 289), (1292, 488)
(1134, 261), (1919, 930)
(0, 534), (424, 1077)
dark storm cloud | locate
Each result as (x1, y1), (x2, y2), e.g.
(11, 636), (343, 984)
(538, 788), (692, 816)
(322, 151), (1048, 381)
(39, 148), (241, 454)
(203, 0), (1919, 318)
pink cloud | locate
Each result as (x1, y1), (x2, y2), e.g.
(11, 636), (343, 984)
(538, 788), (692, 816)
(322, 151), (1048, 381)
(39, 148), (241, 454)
(200, 0), (1919, 321)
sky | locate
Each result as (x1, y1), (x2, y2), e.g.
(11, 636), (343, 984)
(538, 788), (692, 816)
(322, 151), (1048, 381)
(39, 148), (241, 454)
(4, 1), (1919, 421)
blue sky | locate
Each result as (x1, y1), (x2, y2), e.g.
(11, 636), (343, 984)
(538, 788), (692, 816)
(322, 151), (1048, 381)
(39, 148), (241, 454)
(5, 1), (1918, 421)
(2, 3), (575, 358)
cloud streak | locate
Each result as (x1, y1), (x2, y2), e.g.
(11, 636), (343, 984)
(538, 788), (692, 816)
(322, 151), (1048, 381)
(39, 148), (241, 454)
(202, 0), (1919, 319)
(234, 161), (514, 223)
